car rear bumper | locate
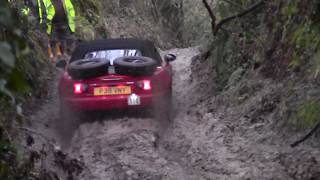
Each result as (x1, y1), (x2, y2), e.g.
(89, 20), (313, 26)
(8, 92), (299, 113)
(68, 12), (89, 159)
(62, 93), (159, 111)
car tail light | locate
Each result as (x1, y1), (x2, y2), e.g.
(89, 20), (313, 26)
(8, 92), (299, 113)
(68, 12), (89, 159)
(143, 80), (152, 90)
(137, 80), (152, 90)
(73, 83), (86, 94)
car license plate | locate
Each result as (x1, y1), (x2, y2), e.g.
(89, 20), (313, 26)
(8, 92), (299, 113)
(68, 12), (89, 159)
(94, 86), (131, 96)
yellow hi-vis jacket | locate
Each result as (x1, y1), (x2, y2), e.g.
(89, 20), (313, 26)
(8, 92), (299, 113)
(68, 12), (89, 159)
(41, 0), (75, 34)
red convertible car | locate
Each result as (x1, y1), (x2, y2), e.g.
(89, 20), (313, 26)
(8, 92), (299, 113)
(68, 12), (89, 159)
(56, 38), (176, 118)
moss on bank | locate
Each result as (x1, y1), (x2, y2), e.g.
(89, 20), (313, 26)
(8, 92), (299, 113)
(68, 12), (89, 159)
(202, 0), (320, 129)
(290, 100), (320, 128)
(74, 0), (109, 40)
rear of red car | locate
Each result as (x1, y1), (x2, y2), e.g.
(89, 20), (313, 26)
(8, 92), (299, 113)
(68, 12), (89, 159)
(57, 39), (174, 112)
(59, 66), (172, 111)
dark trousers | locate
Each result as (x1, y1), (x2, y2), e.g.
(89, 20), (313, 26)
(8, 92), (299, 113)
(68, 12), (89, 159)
(50, 23), (75, 55)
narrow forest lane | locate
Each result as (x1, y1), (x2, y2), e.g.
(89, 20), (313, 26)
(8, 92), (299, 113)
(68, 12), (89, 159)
(23, 47), (320, 180)
(6, 1), (320, 179)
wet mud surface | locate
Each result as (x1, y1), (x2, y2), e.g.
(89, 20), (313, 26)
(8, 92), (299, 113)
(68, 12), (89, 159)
(25, 47), (320, 180)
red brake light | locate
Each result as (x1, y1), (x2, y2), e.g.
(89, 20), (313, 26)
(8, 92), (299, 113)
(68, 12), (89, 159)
(74, 83), (83, 94)
(142, 80), (151, 90)
(137, 80), (152, 90)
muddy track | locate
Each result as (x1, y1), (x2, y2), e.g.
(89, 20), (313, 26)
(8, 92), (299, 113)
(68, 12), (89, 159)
(24, 47), (320, 180)
(65, 48), (200, 180)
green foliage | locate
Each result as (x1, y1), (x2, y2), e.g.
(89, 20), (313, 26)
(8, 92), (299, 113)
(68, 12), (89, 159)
(207, 0), (320, 90)
(290, 100), (320, 128)
(281, 0), (298, 17)
(212, 32), (239, 90)
(183, 1), (214, 45)
(289, 22), (320, 68)
(0, 1), (31, 178)
(0, 1), (58, 179)
(205, 0), (262, 90)
(0, 130), (17, 179)
(281, 0), (320, 74)
(0, 0), (30, 103)
(313, 50), (320, 77)
(73, 0), (108, 40)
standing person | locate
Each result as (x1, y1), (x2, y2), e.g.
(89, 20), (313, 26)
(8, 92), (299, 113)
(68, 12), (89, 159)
(45, 0), (76, 60)
(8, 0), (76, 61)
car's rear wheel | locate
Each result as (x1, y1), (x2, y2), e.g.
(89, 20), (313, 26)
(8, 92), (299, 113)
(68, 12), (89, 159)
(114, 56), (158, 76)
(67, 58), (110, 80)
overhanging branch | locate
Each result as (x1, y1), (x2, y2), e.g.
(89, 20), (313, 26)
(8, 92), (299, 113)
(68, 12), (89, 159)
(202, 0), (216, 35)
(214, 1), (265, 35)
(202, 0), (265, 36)
(202, 0), (216, 23)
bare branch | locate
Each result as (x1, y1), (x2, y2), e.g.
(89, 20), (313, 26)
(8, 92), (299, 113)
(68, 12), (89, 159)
(202, 0), (216, 23)
(214, 0), (265, 35)
(202, 0), (217, 36)
(202, 0), (265, 36)
(291, 121), (320, 147)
